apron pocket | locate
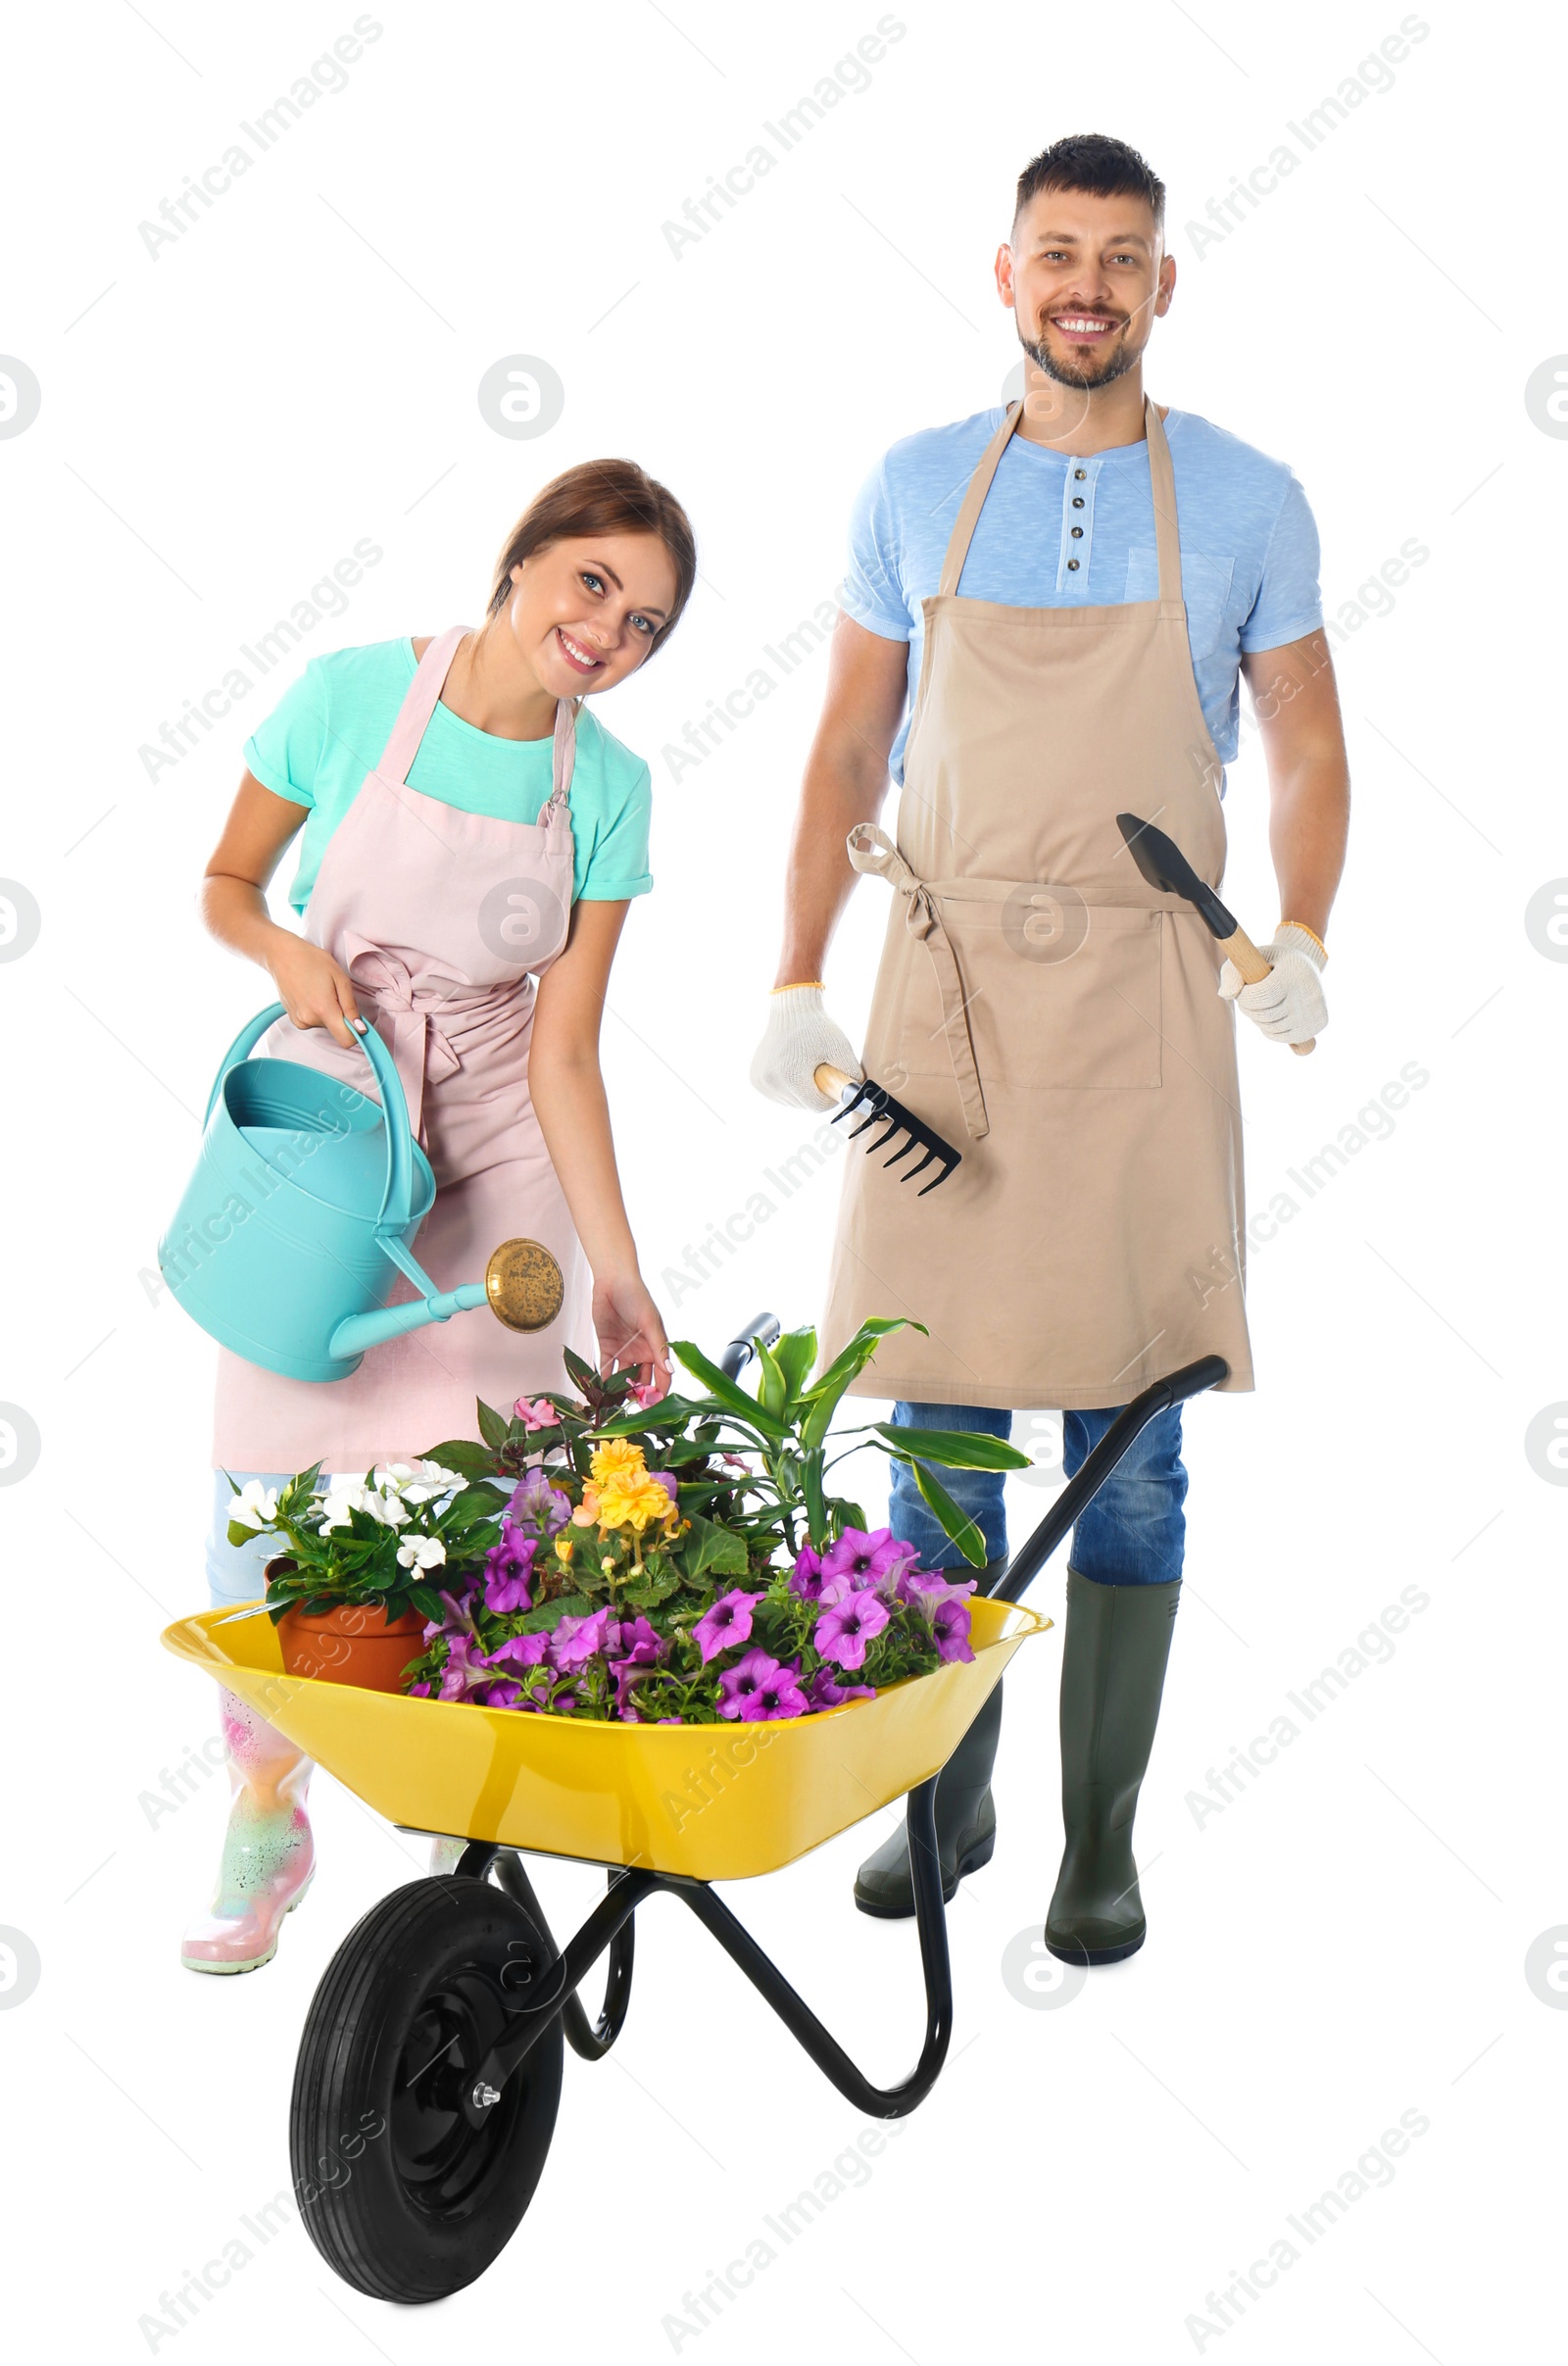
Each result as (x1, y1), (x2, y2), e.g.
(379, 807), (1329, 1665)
(894, 893), (1164, 1093)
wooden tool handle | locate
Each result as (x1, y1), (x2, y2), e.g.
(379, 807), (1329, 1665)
(814, 1061), (858, 1097)
(1219, 927), (1314, 1058)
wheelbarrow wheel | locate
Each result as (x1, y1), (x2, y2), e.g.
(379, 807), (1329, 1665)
(290, 1875), (563, 2303)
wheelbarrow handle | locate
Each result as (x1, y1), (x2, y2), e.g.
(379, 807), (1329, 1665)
(986, 1355), (1229, 1604)
(718, 1311), (782, 1381)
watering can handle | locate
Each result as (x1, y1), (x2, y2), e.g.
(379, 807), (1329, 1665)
(206, 1003), (421, 1230)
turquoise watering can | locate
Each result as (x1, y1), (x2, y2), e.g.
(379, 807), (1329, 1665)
(159, 1003), (563, 1382)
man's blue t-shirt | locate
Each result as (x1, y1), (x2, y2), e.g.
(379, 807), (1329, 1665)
(841, 406), (1325, 786)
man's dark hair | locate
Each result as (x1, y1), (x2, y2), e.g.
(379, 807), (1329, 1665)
(1013, 133), (1165, 239)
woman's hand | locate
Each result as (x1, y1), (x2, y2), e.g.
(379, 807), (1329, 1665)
(592, 1268), (672, 1400)
(268, 935), (363, 1049)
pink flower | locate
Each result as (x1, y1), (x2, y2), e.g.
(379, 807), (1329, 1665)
(813, 1588), (891, 1671)
(692, 1588), (764, 1665)
(788, 1545), (851, 1604)
(514, 1396), (559, 1432)
(627, 1379), (664, 1409)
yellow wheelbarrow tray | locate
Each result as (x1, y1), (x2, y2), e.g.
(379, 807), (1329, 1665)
(163, 1593), (1045, 1881)
(164, 1341), (1228, 2309)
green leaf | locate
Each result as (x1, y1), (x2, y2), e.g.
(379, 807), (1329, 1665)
(670, 1342), (789, 1440)
(798, 1318), (924, 1448)
(895, 1454), (986, 1566)
(588, 1392), (713, 1439)
(772, 1326), (817, 1404)
(800, 1317), (921, 1404)
(803, 1450), (828, 1550)
(416, 1438), (501, 1477)
(476, 1399), (511, 1454)
(871, 1423), (1032, 1471)
(755, 1338), (789, 1422)
(678, 1511), (751, 1582)
(406, 1584), (447, 1621)
(622, 1559), (683, 1611)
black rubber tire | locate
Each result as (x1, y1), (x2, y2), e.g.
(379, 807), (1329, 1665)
(290, 1875), (564, 2302)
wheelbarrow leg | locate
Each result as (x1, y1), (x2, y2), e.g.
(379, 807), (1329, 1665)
(675, 1776), (955, 2118)
(491, 1853), (637, 2061)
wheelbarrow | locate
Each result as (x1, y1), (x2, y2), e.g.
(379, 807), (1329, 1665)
(161, 1329), (1227, 2305)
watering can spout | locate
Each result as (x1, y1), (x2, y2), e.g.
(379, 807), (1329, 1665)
(328, 1285), (489, 1365)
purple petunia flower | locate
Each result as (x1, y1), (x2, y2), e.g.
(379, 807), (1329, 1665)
(692, 1588), (764, 1664)
(897, 1566), (978, 1608)
(436, 1631), (496, 1701)
(806, 1664), (876, 1711)
(608, 1614), (665, 1668)
(820, 1526), (918, 1598)
(548, 1605), (616, 1673)
(646, 1470), (679, 1510)
(717, 1648), (808, 1720)
(813, 1587), (892, 1671)
(471, 1677), (522, 1708)
(929, 1594), (975, 1664)
(788, 1544), (852, 1604)
(484, 1630), (552, 1671)
(407, 1679), (432, 1698)
(483, 1518), (536, 1614)
(508, 1465), (573, 1537)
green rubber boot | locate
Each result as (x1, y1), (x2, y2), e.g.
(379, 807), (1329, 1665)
(855, 1559), (1007, 1920)
(1045, 1568), (1181, 1966)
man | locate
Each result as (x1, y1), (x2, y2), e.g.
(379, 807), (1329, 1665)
(750, 133), (1348, 1963)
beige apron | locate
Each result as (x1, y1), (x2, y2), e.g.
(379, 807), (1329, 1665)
(820, 397), (1253, 1409)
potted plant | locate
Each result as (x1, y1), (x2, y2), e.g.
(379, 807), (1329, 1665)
(223, 1456), (506, 1691)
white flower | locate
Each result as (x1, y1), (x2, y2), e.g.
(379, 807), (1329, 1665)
(396, 1535), (447, 1571)
(378, 1457), (466, 1505)
(359, 1487), (411, 1527)
(315, 1487), (365, 1535)
(229, 1480), (280, 1532)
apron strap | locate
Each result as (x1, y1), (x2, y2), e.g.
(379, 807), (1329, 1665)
(937, 406), (1022, 597)
(848, 825), (990, 1141)
(545, 695), (581, 817)
(936, 395), (1182, 610)
(1144, 399), (1184, 612)
(377, 626), (470, 787)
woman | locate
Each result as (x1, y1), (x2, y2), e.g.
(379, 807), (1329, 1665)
(183, 459), (695, 1974)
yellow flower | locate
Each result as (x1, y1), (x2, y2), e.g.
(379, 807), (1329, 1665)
(596, 1472), (679, 1535)
(590, 1439), (647, 1487)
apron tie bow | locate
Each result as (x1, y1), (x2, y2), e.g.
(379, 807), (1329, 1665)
(844, 825), (990, 1140)
(343, 938), (463, 1143)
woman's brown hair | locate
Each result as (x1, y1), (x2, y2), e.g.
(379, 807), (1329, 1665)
(484, 458), (696, 657)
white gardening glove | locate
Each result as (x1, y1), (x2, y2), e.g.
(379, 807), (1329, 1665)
(1218, 921), (1328, 1045)
(749, 986), (863, 1111)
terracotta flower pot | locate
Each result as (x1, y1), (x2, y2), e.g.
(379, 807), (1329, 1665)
(276, 1601), (426, 1693)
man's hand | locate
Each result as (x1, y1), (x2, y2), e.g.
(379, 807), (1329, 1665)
(749, 986), (863, 1111)
(1218, 923), (1327, 1046)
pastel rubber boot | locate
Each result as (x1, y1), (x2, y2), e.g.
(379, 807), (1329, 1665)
(180, 1690), (316, 1975)
(1045, 1569), (1180, 1966)
(855, 1561), (1009, 1919)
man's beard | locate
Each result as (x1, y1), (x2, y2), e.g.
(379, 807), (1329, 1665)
(1020, 328), (1137, 391)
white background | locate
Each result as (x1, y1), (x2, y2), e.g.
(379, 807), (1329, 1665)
(1, 1), (1562, 2359)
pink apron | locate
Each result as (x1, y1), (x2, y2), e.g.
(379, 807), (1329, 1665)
(211, 627), (592, 1471)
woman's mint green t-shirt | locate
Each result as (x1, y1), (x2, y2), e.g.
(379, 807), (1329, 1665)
(242, 638), (654, 914)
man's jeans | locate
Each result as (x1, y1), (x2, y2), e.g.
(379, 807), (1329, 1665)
(886, 1404), (1187, 1586)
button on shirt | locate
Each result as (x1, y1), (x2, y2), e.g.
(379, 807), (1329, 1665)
(841, 406), (1325, 784)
